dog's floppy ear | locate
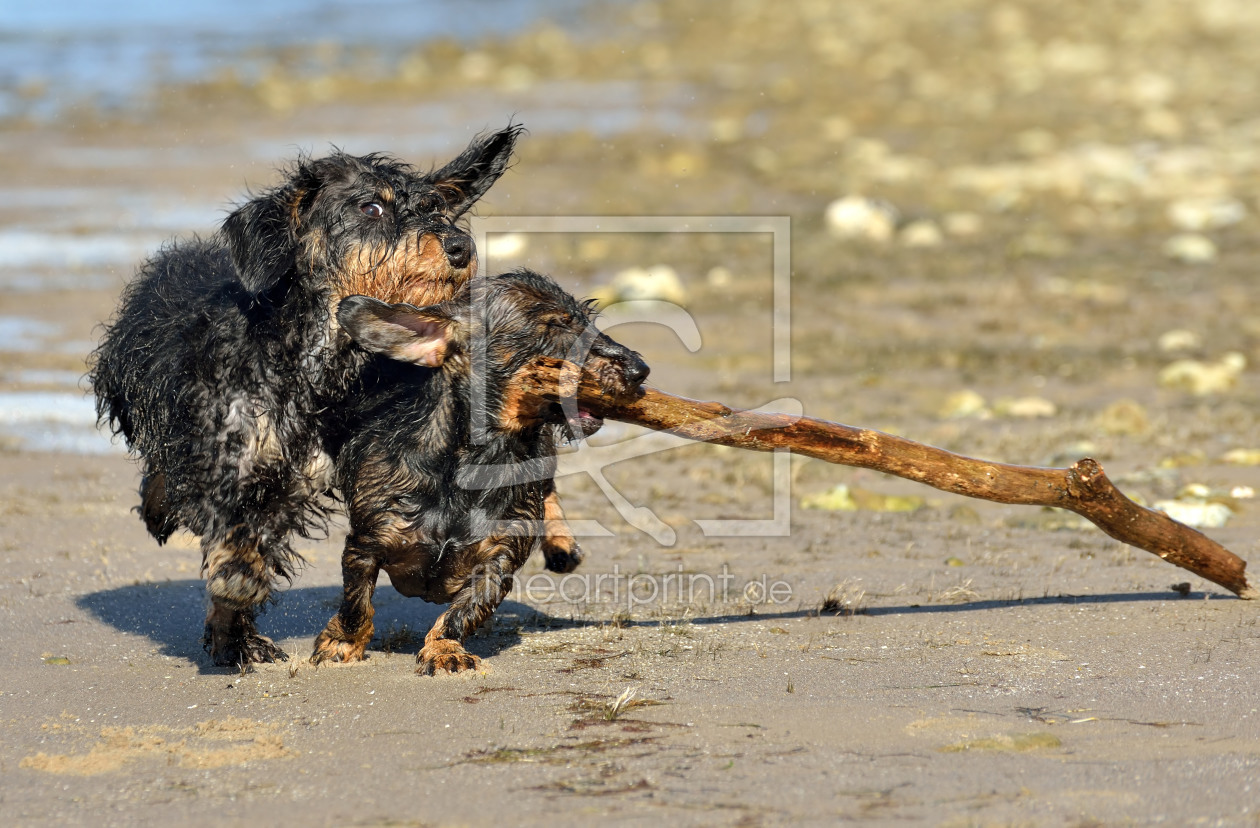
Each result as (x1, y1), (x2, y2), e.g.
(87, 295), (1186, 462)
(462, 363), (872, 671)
(221, 185), (301, 295)
(222, 158), (326, 295)
(431, 124), (525, 216)
(338, 295), (454, 368)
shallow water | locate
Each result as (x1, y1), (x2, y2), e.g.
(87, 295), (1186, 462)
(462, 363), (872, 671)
(0, 316), (60, 352)
(0, 230), (164, 270)
(0, 1), (699, 454)
(0, 0), (594, 120)
(0, 391), (116, 454)
(0, 316), (116, 451)
(0, 74), (698, 296)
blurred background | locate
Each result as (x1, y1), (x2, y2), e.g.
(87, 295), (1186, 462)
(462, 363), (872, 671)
(2, 0), (1259, 529)
(6, 8), (1260, 821)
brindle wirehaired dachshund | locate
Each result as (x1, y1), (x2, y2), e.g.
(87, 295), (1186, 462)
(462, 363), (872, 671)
(312, 269), (649, 675)
(89, 128), (596, 667)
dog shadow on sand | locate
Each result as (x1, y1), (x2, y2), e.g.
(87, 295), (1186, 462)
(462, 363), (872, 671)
(75, 579), (540, 673)
(77, 579), (1199, 674)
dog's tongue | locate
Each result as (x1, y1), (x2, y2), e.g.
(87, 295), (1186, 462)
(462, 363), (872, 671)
(569, 407), (604, 436)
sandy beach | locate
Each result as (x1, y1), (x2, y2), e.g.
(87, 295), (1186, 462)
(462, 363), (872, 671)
(3, 2), (1260, 824)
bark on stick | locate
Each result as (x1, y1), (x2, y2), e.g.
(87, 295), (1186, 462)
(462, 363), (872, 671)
(516, 356), (1257, 599)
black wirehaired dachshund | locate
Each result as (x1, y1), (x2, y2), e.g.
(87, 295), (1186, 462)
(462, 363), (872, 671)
(312, 269), (648, 674)
(88, 127), (606, 666)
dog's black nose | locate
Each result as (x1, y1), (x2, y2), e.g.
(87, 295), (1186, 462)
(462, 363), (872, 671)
(623, 355), (650, 387)
(442, 235), (471, 268)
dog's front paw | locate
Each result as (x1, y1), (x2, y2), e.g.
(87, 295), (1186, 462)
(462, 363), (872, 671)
(203, 606), (289, 666)
(310, 615), (372, 665)
(241, 634), (289, 664)
(543, 539), (584, 574)
(206, 629), (289, 666)
(310, 631), (368, 665)
(416, 639), (481, 675)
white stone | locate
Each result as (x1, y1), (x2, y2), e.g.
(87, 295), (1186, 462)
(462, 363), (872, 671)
(485, 232), (527, 260)
(1158, 352), (1246, 395)
(1163, 233), (1218, 264)
(1157, 329), (1201, 353)
(939, 389), (988, 419)
(824, 196), (897, 242)
(706, 266), (732, 288)
(1167, 197), (1246, 231)
(1153, 499), (1232, 528)
(595, 265), (688, 306)
(996, 396), (1058, 419)
(943, 212), (984, 237)
(899, 220), (944, 248)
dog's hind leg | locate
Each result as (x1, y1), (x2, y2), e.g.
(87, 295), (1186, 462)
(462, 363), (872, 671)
(202, 529), (289, 665)
(540, 490), (584, 574)
(311, 535), (379, 664)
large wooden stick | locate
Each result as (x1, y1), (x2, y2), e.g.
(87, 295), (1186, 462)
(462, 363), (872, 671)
(517, 356), (1257, 599)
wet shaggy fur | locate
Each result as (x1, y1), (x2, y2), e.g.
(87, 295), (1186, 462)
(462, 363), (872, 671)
(310, 269), (649, 675)
(88, 127), (523, 667)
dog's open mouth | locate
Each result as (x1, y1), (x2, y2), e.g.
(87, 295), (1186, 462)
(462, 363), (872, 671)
(573, 407), (604, 434)
(547, 402), (604, 438)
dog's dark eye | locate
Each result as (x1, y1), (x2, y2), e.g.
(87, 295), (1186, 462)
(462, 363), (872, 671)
(360, 202), (385, 219)
(416, 193), (443, 214)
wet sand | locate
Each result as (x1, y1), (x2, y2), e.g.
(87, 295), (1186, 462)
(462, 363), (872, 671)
(3, 2), (1260, 824)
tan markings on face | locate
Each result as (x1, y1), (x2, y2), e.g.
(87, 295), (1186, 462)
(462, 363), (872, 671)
(301, 226), (326, 274)
(333, 236), (475, 314)
(435, 181), (466, 207)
